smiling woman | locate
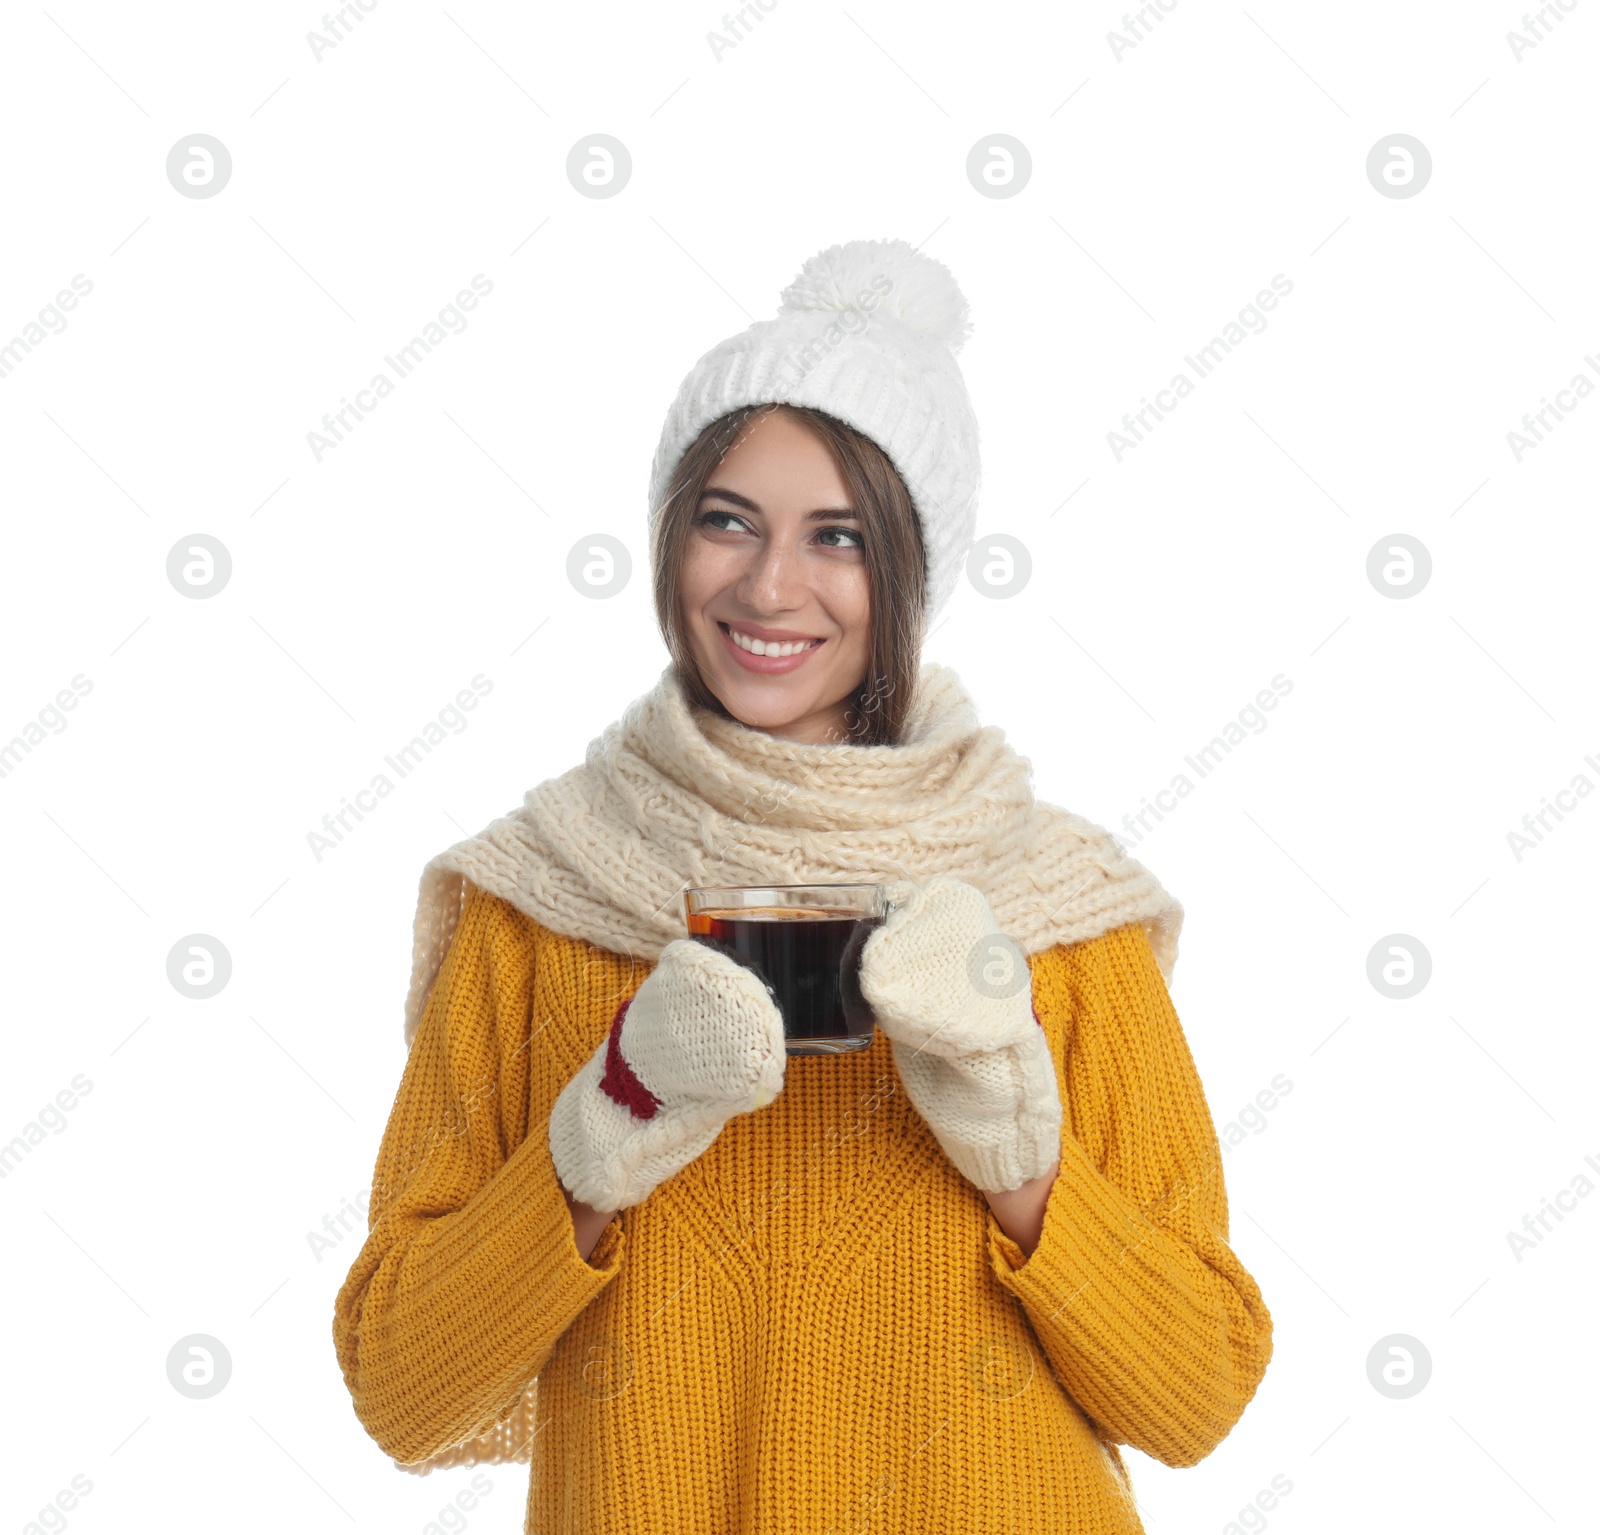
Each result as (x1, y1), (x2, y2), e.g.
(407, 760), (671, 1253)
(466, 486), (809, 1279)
(652, 400), (927, 745)
(333, 238), (1270, 1534)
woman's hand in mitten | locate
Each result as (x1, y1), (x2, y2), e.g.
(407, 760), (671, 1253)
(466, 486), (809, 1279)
(859, 875), (1062, 1194)
(549, 937), (787, 1213)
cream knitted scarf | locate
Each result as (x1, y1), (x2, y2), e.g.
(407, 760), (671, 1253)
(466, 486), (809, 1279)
(401, 660), (1184, 1048)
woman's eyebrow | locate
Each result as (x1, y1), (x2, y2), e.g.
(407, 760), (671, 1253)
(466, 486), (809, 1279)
(700, 486), (859, 521)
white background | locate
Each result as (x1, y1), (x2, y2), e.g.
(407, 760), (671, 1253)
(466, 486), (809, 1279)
(2, 1), (1596, 1531)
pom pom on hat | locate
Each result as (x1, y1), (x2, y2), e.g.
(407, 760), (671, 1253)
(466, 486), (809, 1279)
(777, 238), (973, 355)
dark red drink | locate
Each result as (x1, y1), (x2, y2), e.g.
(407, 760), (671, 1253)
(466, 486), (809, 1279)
(686, 905), (882, 1053)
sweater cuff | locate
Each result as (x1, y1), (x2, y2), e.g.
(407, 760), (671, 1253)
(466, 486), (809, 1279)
(352, 1132), (628, 1465)
(982, 1125), (1220, 1361)
(583, 1208), (627, 1273)
(986, 1208), (1031, 1275)
(984, 1129), (1138, 1303)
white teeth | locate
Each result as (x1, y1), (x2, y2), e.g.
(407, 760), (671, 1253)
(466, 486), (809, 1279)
(728, 626), (817, 658)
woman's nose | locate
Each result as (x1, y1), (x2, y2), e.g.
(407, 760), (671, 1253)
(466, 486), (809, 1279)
(736, 537), (806, 610)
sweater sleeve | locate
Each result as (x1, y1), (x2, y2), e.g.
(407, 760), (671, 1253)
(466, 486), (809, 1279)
(984, 920), (1273, 1468)
(332, 882), (625, 1467)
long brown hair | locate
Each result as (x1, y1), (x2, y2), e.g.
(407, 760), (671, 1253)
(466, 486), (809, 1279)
(651, 403), (926, 746)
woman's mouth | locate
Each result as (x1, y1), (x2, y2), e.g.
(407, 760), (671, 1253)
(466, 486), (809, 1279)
(717, 621), (825, 675)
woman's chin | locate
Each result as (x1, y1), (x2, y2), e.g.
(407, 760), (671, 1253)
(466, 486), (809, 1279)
(712, 674), (817, 728)
(699, 665), (851, 742)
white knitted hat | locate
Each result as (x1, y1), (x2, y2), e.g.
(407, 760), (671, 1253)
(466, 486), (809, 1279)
(647, 237), (981, 625)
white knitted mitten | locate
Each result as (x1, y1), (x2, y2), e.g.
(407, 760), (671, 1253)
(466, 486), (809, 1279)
(859, 875), (1063, 1193)
(549, 937), (787, 1213)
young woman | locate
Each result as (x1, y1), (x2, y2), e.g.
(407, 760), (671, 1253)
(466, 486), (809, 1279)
(333, 239), (1274, 1533)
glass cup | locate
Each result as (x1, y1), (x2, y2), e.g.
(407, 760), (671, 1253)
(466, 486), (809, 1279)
(683, 883), (887, 1055)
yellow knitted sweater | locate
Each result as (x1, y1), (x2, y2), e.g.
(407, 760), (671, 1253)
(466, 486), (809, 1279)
(333, 882), (1273, 1533)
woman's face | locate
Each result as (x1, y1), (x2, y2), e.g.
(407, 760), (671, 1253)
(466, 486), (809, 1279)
(678, 407), (871, 744)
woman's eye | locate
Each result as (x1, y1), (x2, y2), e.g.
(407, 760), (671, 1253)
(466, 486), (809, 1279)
(695, 511), (861, 550)
(697, 510), (746, 533)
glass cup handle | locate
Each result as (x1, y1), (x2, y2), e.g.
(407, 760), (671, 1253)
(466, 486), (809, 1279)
(880, 878), (919, 918)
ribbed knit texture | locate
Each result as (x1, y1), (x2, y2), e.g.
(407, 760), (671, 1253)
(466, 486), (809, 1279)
(334, 884), (1273, 1527)
(646, 239), (982, 625)
(860, 875), (1065, 1193)
(548, 937), (788, 1211)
